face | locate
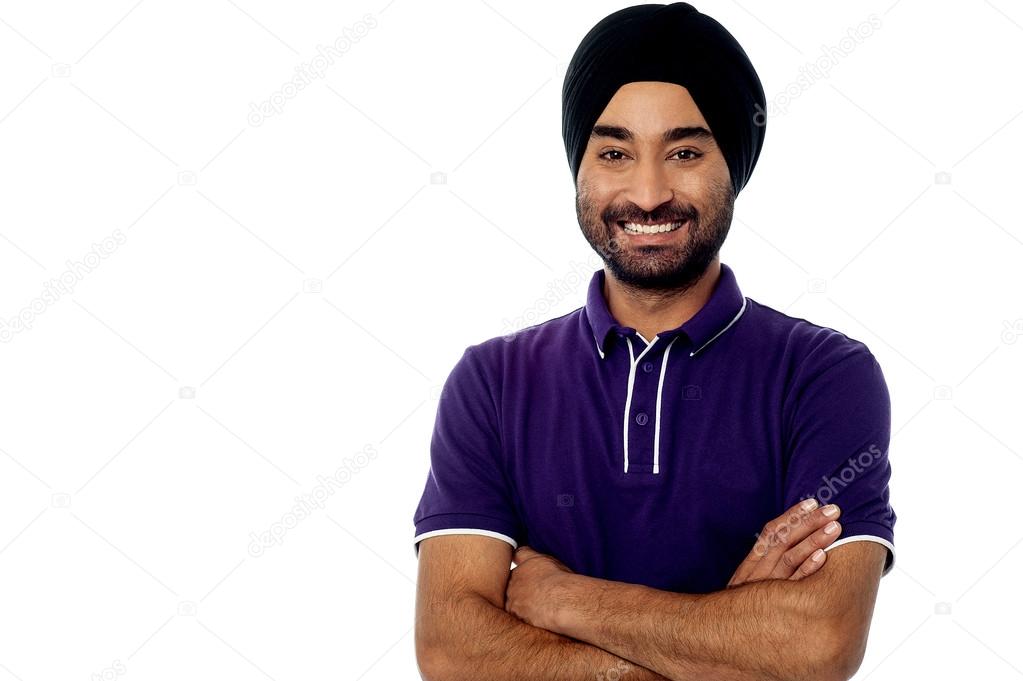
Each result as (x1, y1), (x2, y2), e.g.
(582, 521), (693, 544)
(575, 81), (735, 292)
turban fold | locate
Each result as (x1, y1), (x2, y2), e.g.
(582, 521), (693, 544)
(562, 2), (767, 197)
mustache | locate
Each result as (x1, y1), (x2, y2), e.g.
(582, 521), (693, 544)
(604, 204), (698, 224)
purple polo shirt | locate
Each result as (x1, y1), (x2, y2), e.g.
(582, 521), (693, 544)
(412, 263), (896, 593)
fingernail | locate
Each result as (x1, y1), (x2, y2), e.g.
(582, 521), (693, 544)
(811, 549), (825, 562)
(824, 521), (839, 534)
(822, 505), (839, 517)
(801, 498), (819, 511)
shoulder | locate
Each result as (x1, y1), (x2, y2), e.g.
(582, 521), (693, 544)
(463, 305), (587, 369)
(743, 296), (877, 371)
(741, 298), (888, 419)
(445, 307), (586, 417)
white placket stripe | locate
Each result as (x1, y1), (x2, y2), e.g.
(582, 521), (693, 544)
(622, 335), (658, 474)
(653, 335), (680, 475)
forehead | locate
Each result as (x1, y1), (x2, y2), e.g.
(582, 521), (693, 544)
(597, 81), (709, 133)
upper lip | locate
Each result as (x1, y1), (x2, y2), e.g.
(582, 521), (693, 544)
(618, 219), (687, 226)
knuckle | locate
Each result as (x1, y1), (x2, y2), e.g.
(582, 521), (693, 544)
(774, 524), (792, 543)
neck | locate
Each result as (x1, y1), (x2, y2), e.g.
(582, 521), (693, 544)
(603, 259), (721, 343)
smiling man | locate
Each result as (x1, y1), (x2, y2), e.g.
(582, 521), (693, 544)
(413, 4), (897, 681)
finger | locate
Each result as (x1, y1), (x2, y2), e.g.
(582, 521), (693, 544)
(768, 519), (842, 580)
(744, 503), (840, 582)
(787, 547), (827, 580)
(729, 497), (820, 585)
(512, 545), (537, 567)
(747, 504), (838, 581)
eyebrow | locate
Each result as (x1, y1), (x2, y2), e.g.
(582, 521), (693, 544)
(590, 124), (715, 145)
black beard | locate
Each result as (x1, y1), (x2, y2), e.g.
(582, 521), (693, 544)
(575, 178), (734, 296)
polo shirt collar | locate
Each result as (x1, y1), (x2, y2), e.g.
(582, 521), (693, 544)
(584, 263), (747, 359)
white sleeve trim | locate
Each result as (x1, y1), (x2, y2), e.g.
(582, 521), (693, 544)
(823, 534), (896, 577)
(413, 528), (518, 558)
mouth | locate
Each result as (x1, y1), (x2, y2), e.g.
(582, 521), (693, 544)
(616, 219), (688, 236)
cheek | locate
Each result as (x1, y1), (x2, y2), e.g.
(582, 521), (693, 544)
(577, 185), (614, 219)
(676, 165), (722, 192)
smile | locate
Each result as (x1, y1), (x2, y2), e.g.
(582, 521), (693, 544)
(618, 220), (686, 235)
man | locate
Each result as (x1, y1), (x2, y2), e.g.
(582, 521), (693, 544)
(413, 3), (897, 680)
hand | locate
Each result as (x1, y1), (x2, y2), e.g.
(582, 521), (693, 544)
(504, 546), (574, 631)
(726, 498), (843, 588)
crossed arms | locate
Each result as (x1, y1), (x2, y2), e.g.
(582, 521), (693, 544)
(415, 522), (887, 681)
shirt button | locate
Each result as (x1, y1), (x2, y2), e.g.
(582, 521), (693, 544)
(642, 361), (654, 373)
(635, 412), (648, 425)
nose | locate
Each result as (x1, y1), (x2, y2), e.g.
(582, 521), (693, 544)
(623, 158), (674, 214)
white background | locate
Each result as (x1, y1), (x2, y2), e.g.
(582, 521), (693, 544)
(1, 0), (1021, 679)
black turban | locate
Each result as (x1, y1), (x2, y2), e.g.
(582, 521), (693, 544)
(562, 2), (767, 197)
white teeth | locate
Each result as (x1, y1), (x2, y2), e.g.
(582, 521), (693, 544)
(622, 221), (683, 234)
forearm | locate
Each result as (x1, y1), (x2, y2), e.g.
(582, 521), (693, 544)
(553, 574), (831, 681)
(420, 592), (672, 681)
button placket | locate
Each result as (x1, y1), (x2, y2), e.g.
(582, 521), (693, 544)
(623, 335), (661, 473)
(652, 336), (681, 474)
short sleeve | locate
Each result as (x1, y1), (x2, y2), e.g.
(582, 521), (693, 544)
(782, 345), (898, 577)
(412, 344), (524, 558)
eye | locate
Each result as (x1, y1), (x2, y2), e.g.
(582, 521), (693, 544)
(670, 149), (703, 162)
(597, 149), (628, 163)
